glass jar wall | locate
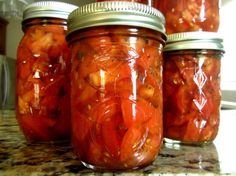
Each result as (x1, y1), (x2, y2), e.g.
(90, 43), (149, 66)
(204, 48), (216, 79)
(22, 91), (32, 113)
(163, 32), (224, 145)
(156, 0), (220, 34)
(67, 1), (166, 170)
(16, 1), (78, 142)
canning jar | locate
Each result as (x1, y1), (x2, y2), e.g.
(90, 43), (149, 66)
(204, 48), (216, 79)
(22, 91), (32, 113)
(66, 1), (166, 170)
(163, 32), (224, 145)
(156, 0), (220, 34)
(16, 1), (78, 142)
(96, 0), (157, 7)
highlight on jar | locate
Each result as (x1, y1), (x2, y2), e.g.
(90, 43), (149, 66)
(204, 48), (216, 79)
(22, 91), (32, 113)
(16, 1), (78, 142)
(66, 1), (166, 170)
(162, 32), (224, 145)
(156, 0), (220, 34)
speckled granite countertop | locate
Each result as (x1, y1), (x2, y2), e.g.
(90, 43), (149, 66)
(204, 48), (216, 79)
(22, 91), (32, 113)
(0, 110), (236, 176)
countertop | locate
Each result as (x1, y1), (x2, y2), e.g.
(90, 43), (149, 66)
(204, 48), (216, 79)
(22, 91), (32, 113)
(0, 110), (236, 176)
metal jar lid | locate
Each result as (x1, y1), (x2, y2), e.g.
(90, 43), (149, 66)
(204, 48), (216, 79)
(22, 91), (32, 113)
(67, 1), (166, 37)
(23, 1), (78, 21)
(164, 32), (224, 52)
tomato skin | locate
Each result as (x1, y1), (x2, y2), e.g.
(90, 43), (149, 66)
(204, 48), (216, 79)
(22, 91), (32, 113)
(156, 0), (220, 34)
(163, 50), (221, 144)
(17, 114), (56, 141)
(69, 26), (164, 170)
(121, 98), (146, 128)
(121, 96), (159, 128)
(16, 18), (71, 142)
(101, 114), (126, 158)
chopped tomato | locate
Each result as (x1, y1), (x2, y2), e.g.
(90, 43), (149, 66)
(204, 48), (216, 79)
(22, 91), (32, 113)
(101, 115), (126, 158)
(73, 78), (98, 105)
(145, 108), (162, 136)
(121, 95), (159, 128)
(71, 111), (93, 159)
(16, 18), (71, 142)
(70, 26), (163, 169)
(90, 98), (119, 123)
(120, 125), (147, 163)
(119, 124), (160, 168)
(137, 45), (160, 70)
(17, 114), (56, 141)
(163, 52), (220, 143)
(17, 46), (34, 80)
(80, 55), (101, 79)
(182, 115), (207, 142)
(157, 0), (219, 33)
(121, 98), (146, 128)
(87, 140), (105, 166)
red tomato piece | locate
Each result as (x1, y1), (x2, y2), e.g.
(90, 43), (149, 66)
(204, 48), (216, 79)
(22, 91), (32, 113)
(71, 111), (93, 159)
(121, 96), (157, 128)
(120, 125), (147, 163)
(91, 98), (119, 123)
(122, 133), (161, 168)
(17, 46), (34, 80)
(119, 124), (159, 168)
(172, 86), (192, 114)
(17, 114), (56, 141)
(145, 107), (162, 136)
(183, 116), (205, 142)
(157, 0), (219, 33)
(87, 140), (105, 166)
(73, 78), (98, 106)
(101, 114), (126, 158)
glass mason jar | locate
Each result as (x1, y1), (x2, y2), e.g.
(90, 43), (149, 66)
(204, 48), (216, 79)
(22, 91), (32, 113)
(66, 2), (166, 170)
(163, 32), (224, 145)
(156, 0), (220, 34)
(16, 1), (78, 142)
(96, 0), (157, 7)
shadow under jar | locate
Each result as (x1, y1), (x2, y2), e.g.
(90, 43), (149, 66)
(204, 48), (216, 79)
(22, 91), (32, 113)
(156, 0), (220, 34)
(16, 1), (78, 142)
(66, 1), (166, 171)
(163, 32), (224, 145)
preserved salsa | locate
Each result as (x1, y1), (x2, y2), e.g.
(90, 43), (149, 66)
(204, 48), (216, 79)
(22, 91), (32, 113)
(156, 0), (220, 34)
(16, 1), (78, 142)
(163, 32), (224, 144)
(67, 2), (166, 170)
(69, 26), (164, 170)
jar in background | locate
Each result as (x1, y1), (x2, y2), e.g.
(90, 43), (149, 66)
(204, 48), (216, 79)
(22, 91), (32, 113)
(156, 0), (220, 34)
(163, 32), (224, 145)
(67, 1), (166, 170)
(96, 0), (157, 7)
(16, 1), (78, 142)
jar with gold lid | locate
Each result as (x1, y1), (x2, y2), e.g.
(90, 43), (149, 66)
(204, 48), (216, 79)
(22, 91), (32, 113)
(16, 1), (78, 142)
(67, 1), (166, 170)
(163, 32), (224, 145)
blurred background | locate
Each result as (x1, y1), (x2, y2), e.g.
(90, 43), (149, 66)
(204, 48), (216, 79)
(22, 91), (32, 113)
(0, 0), (235, 110)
